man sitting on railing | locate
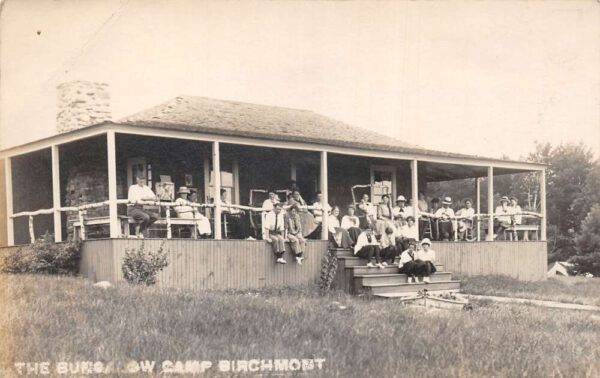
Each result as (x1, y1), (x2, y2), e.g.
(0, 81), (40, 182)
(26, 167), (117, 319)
(264, 202), (287, 264)
(174, 186), (212, 238)
(127, 174), (159, 238)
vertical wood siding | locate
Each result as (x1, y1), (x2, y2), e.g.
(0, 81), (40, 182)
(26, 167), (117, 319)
(80, 239), (329, 290)
(433, 241), (547, 281)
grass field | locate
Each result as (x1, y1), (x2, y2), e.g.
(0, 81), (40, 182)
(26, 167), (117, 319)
(460, 275), (600, 306)
(1, 274), (599, 377)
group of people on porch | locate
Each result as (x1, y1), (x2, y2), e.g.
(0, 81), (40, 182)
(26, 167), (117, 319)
(126, 174), (527, 244)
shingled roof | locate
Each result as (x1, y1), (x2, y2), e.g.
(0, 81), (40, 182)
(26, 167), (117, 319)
(119, 96), (471, 158)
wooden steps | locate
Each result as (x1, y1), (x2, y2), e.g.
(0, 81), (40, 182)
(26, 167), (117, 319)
(331, 248), (461, 297)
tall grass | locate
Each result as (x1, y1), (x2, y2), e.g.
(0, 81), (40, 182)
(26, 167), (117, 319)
(1, 274), (599, 377)
(460, 275), (600, 306)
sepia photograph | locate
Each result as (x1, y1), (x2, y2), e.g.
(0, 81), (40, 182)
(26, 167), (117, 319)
(0, 0), (599, 376)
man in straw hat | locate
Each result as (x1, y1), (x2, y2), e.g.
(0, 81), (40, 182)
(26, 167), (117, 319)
(173, 186), (212, 238)
(416, 238), (437, 283)
(434, 196), (456, 241)
(494, 195), (513, 240)
(392, 195), (413, 220)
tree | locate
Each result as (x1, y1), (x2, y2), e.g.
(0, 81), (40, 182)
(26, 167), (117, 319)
(570, 204), (600, 276)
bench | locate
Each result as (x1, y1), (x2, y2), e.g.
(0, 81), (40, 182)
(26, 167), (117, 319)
(507, 224), (539, 241)
(72, 215), (200, 240)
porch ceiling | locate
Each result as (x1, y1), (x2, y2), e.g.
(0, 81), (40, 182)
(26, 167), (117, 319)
(423, 162), (531, 182)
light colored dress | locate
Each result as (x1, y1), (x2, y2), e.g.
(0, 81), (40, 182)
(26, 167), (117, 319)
(173, 197), (212, 235)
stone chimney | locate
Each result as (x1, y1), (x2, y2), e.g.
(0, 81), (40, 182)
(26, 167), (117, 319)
(56, 81), (112, 133)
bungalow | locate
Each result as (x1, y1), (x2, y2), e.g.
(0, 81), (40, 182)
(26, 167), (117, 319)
(0, 81), (548, 295)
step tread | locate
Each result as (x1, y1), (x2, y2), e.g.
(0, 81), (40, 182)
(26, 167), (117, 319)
(362, 280), (461, 288)
(345, 264), (444, 269)
(353, 272), (452, 278)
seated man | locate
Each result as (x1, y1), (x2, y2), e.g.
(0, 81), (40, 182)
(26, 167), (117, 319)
(456, 199), (475, 241)
(127, 174), (159, 238)
(434, 196), (456, 241)
(379, 226), (399, 265)
(398, 238), (420, 283)
(220, 189), (249, 239)
(261, 189), (280, 239)
(392, 195), (413, 220)
(264, 202), (287, 264)
(494, 196), (513, 239)
(341, 205), (363, 246)
(286, 205), (306, 265)
(415, 238), (437, 283)
(354, 225), (384, 269)
(173, 186), (211, 238)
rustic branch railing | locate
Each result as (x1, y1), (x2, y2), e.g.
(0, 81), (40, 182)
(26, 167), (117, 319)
(10, 200), (318, 243)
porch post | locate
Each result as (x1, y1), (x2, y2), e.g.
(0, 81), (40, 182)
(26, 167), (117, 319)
(107, 131), (119, 238)
(539, 168), (547, 241)
(213, 141), (222, 240)
(5, 157), (14, 246)
(476, 177), (481, 241)
(410, 159), (419, 236)
(487, 166), (494, 241)
(51, 145), (62, 242)
(320, 151), (328, 240)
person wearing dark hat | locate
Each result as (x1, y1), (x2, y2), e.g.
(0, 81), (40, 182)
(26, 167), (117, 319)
(415, 238), (436, 283)
(264, 202), (287, 264)
(354, 224), (384, 269)
(398, 238), (419, 283)
(173, 186), (212, 238)
(341, 205), (363, 246)
(434, 196), (456, 241)
(494, 196), (513, 239)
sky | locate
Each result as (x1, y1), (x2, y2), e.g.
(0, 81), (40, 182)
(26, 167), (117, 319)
(1, 0), (599, 160)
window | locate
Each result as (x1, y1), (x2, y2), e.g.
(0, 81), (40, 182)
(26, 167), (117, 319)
(370, 165), (396, 205)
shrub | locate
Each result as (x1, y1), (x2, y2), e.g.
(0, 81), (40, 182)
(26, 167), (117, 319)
(319, 248), (338, 294)
(1, 232), (81, 275)
(121, 241), (169, 285)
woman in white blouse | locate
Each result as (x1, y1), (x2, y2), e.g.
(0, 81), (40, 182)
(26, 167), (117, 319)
(341, 205), (363, 246)
(328, 206), (353, 248)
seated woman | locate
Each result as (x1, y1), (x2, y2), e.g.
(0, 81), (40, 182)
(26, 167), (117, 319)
(357, 193), (377, 229)
(376, 194), (394, 236)
(173, 186), (212, 238)
(398, 238), (420, 283)
(415, 238), (436, 283)
(456, 198), (475, 241)
(397, 216), (419, 251)
(379, 226), (399, 265)
(494, 196), (513, 240)
(353, 225), (384, 269)
(286, 205), (306, 265)
(341, 205), (363, 245)
(328, 206), (353, 249)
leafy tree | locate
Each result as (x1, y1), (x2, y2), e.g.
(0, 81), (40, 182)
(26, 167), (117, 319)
(570, 204), (600, 275)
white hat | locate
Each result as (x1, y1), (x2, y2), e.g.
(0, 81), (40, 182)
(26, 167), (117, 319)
(420, 238), (432, 246)
(177, 186), (190, 194)
(442, 196), (452, 205)
(396, 195), (407, 202)
(500, 196), (510, 203)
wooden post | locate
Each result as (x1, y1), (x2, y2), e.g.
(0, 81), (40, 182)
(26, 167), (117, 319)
(213, 141), (222, 240)
(107, 131), (119, 238)
(166, 206), (172, 239)
(78, 210), (86, 240)
(540, 168), (547, 241)
(320, 151), (329, 240)
(487, 166), (494, 241)
(51, 145), (62, 242)
(5, 157), (14, 246)
(28, 215), (35, 244)
(411, 159), (419, 237)
(476, 177), (481, 241)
